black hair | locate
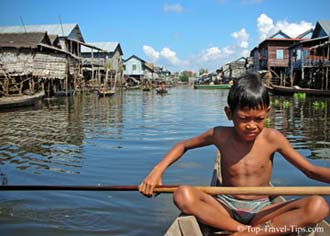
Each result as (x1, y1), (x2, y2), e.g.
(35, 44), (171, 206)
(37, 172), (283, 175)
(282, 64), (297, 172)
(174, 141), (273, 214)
(227, 72), (270, 111)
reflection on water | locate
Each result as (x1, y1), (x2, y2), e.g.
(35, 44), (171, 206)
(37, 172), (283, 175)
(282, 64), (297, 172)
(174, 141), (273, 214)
(270, 95), (330, 160)
(0, 87), (330, 235)
(0, 97), (85, 175)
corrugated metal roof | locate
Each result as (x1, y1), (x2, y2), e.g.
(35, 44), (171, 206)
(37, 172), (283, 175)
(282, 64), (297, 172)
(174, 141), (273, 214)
(81, 42), (119, 53)
(0, 23), (83, 41)
(318, 20), (330, 36)
(312, 20), (330, 38)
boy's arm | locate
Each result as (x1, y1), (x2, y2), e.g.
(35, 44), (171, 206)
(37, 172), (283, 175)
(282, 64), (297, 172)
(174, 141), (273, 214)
(139, 127), (218, 197)
(273, 129), (330, 183)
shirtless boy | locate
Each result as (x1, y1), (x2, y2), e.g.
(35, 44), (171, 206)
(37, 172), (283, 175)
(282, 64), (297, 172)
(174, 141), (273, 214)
(139, 73), (330, 235)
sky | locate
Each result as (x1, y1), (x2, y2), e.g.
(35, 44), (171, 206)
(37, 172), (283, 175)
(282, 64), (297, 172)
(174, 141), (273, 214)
(0, 0), (329, 73)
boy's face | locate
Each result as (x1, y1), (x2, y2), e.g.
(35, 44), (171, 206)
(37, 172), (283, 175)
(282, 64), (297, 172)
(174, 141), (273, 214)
(225, 106), (270, 142)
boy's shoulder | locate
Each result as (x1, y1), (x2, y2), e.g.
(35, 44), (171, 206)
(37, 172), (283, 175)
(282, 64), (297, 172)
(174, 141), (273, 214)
(260, 127), (285, 142)
(213, 125), (234, 132)
(212, 126), (234, 138)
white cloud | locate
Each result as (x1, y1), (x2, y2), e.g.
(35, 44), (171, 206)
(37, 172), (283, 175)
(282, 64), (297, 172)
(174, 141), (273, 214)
(163, 3), (184, 13)
(142, 46), (181, 67)
(257, 13), (313, 40)
(200, 47), (222, 62)
(231, 28), (249, 49)
(160, 47), (181, 65)
(222, 46), (235, 55)
(141, 14), (313, 73)
(275, 20), (313, 38)
(257, 14), (274, 41)
(143, 45), (160, 61)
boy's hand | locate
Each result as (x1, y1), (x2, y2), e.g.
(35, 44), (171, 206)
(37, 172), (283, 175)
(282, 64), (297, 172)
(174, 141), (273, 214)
(138, 174), (162, 198)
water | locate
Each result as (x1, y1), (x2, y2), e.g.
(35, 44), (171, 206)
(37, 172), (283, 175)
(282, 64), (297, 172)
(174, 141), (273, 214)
(0, 87), (330, 235)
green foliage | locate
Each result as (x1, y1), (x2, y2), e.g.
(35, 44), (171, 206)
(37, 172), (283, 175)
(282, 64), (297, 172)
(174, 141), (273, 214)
(199, 68), (208, 76)
(293, 92), (306, 100)
(313, 101), (326, 110)
(265, 117), (271, 128)
(282, 100), (290, 108)
(179, 73), (189, 82)
(105, 61), (112, 70)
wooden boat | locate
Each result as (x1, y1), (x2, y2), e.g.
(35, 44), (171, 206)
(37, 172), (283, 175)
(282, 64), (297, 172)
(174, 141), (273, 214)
(97, 89), (115, 97)
(156, 87), (168, 94)
(193, 84), (231, 89)
(0, 90), (45, 109)
(125, 85), (141, 90)
(164, 152), (330, 236)
(270, 84), (330, 97)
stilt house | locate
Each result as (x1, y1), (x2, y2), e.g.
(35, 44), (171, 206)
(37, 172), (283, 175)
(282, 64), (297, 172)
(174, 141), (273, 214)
(0, 23), (88, 96)
(288, 20), (330, 89)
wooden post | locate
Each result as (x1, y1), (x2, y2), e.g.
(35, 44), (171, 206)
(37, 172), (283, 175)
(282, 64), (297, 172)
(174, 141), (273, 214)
(326, 42), (329, 90)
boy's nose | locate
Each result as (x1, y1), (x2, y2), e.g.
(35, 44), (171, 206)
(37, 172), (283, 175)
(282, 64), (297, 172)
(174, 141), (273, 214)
(246, 123), (257, 129)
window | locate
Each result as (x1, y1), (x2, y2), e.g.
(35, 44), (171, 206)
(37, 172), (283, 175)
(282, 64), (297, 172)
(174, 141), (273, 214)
(296, 50), (301, 60)
(276, 49), (284, 59)
(132, 64), (137, 71)
(303, 49), (308, 58)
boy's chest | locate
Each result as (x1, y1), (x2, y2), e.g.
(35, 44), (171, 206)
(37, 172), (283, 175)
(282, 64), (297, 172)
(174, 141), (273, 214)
(221, 148), (271, 175)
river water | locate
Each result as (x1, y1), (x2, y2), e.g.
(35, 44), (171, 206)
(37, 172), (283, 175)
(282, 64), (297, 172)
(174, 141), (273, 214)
(0, 86), (330, 236)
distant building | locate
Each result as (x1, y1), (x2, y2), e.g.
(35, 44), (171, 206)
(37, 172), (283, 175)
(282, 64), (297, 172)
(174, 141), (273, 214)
(0, 23), (88, 96)
(0, 31), (82, 96)
(123, 55), (162, 81)
(223, 57), (248, 78)
(0, 23), (85, 56)
(81, 42), (123, 86)
(288, 20), (330, 88)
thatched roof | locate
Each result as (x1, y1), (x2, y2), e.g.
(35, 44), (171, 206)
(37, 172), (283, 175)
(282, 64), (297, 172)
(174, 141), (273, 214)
(0, 23), (84, 42)
(0, 32), (51, 49)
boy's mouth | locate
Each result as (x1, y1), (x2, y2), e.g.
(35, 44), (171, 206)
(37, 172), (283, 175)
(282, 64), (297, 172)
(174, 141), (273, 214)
(245, 132), (257, 138)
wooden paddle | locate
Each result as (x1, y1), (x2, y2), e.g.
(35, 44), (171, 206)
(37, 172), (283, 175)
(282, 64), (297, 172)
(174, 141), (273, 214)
(1, 185), (330, 195)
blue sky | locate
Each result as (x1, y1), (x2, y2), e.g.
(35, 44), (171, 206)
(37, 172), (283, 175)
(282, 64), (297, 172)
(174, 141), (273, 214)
(0, 0), (329, 73)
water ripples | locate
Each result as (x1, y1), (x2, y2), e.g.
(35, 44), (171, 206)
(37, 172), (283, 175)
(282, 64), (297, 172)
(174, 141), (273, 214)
(1, 88), (330, 235)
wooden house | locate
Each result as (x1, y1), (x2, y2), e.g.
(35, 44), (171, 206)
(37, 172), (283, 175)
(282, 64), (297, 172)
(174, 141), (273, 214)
(0, 23), (87, 96)
(288, 20), (330, 89)
(223, 57), (248, 78)
(123, 55), (146, 80)
(81, 42), (123, 88)
(123, 55), (170, 88)
(249, 47), (259, 72)
(0, 23), (84, 56)
(0, 32), (82, 97)
(253, 30), (309, 85)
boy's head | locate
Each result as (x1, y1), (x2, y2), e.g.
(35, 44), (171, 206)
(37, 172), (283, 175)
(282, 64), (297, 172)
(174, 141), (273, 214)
(227, 72), (270, 112)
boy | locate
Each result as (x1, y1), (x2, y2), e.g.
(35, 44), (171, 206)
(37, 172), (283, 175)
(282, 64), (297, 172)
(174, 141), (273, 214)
(139, 73), (330, 235)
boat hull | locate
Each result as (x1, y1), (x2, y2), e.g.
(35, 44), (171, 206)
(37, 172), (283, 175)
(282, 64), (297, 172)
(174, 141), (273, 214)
(193, 84), (231, 89)
(164, 152), (330, 236)
(97, 89), (115, 97)
(270, 85), (330, 97)
(0, 91), (45, 109)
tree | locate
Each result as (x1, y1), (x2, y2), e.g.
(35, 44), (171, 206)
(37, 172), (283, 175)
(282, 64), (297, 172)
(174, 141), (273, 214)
(199, 68), (208, 76)
(179, 73), (189, 82)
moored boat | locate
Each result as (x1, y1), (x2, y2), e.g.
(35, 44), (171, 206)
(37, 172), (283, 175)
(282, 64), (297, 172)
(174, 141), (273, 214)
(193, 84), (231, 89)
(164, 152), (330, 236)
(0, 90), (45, 109)
(156, 87), (168, 94)
(270, 84), (330, 97)
(97, 89), (115, 97)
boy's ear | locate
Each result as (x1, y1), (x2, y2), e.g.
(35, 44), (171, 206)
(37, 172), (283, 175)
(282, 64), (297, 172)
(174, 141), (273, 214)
(224, 106), (232, 120)
(266, 106), (271, 113)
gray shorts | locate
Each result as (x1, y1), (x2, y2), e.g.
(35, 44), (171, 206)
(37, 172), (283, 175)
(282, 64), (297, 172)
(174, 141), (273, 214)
(216, 194), (271, 225)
